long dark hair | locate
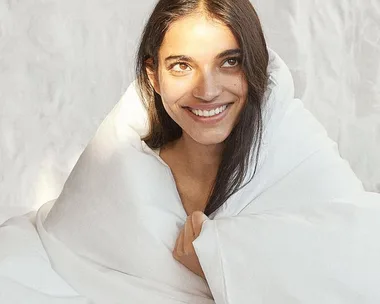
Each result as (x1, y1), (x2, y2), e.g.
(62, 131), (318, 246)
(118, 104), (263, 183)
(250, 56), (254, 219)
(135, 0), (269, 216)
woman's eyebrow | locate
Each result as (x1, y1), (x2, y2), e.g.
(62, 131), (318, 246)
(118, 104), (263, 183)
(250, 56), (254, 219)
(164, 48), (242, 63)
(216, 48), (242, 59)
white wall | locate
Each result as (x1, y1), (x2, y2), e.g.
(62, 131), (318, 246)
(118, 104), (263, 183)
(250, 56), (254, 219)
(0, 0), (379, 221)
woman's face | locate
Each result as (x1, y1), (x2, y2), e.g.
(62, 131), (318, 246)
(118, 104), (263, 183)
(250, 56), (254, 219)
(148, 14), (248, 146)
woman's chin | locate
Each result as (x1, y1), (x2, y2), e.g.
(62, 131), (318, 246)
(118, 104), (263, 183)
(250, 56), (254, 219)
(190, 132), (230, 146)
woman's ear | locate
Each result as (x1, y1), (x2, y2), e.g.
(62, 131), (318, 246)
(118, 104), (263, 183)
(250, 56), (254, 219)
(145, 58), (161, 95)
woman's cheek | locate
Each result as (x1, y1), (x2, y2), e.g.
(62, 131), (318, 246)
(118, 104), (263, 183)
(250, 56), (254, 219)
(160, 79), (193, 105)
(160, 85), (179, 105)
(224, 73), (246, 92)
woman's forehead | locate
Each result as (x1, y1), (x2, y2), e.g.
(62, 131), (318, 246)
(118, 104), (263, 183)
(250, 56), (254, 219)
(159, 14), (239, 61)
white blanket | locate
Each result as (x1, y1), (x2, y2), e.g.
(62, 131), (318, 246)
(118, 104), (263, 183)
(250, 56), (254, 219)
(1, 49), (380, 304)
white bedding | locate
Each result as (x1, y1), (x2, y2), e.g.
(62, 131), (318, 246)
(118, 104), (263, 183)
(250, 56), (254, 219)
(0, 49), (379, 303)
(0, 210), (90, 304)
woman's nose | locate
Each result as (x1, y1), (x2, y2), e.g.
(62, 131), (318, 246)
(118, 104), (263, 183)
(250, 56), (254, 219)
(192, 72), (222, 102)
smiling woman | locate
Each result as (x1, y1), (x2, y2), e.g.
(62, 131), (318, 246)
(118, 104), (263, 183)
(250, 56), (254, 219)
(136, 0), (269, 217)
(1, 0), (380, 303)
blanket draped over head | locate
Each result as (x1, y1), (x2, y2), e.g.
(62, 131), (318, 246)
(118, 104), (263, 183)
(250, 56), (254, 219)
(1, 49), (380, 304)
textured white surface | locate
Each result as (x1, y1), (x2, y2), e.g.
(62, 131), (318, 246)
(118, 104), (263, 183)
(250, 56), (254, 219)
(0, 1), (379, 221)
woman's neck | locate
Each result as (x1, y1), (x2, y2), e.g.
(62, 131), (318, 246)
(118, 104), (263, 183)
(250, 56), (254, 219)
(166, 133), (224, 182)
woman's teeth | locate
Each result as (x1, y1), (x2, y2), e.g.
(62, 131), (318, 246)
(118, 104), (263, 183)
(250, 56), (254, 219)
(190, 105), (228, 117)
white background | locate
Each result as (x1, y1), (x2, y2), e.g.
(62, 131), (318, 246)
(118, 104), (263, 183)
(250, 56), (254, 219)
(0, 0), (379, 222)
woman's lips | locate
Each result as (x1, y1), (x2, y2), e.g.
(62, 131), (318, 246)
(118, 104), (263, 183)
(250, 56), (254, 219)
(184, 104), (231, 124)
(183, 102), (233, 111)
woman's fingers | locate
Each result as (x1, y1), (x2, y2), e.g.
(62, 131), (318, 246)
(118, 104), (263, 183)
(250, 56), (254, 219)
(192, 211), (209, 238)
(174, 212), (209, 259)
(183, 216), (195, 255)
(172, 213), (209, 279)
(174, 228), (185, 257)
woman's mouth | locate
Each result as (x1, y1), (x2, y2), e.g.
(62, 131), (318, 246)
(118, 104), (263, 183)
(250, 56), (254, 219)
(184, 104), (232, 124)
(188, 104), (229, 117)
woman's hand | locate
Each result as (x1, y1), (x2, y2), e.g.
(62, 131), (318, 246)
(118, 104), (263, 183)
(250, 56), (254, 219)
(173, 211), (209, 280)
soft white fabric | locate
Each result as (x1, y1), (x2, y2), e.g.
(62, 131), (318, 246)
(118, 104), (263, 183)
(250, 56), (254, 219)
(0, 49), (380, 303)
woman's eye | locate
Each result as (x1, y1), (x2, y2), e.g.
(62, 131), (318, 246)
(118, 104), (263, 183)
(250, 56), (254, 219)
(222, 58), (240, 68)
(172, 62), (191, 72)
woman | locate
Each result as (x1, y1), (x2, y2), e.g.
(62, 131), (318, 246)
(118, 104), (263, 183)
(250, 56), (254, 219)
(0, 0), (379, 303)
(135, 0), (268, 280)
(137, 0), (268, 217)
